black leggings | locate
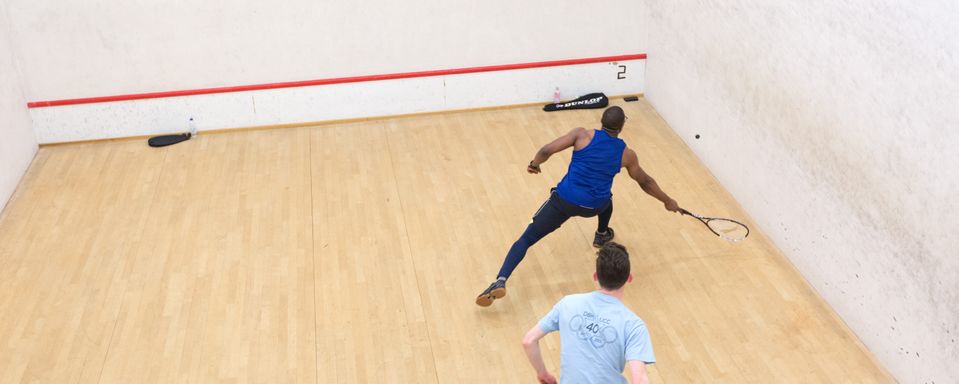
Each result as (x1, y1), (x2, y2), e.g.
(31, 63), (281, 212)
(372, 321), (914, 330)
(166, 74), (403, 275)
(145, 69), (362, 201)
(496, 191), (612, 279)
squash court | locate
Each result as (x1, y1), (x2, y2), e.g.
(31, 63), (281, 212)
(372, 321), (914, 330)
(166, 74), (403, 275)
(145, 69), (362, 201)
(0, 99), (893, 383)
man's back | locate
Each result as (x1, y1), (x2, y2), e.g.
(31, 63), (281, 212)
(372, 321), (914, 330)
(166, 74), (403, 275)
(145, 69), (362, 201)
(538, 291), (655, 384)
(555, 129), (626, 209)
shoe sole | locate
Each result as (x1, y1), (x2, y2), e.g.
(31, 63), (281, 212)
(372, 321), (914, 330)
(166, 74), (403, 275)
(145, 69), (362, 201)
(475, 287), (507, 307)
(593, 230), (615, 248)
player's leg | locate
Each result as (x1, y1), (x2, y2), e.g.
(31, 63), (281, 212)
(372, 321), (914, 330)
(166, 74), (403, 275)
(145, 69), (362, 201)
(593, 200), (615, 247)
(476, 194), (571, 306)
(496, 206), (568, 279)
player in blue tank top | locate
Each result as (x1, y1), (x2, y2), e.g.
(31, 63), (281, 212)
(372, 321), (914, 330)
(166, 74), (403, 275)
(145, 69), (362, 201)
(476, 106), (681, 307)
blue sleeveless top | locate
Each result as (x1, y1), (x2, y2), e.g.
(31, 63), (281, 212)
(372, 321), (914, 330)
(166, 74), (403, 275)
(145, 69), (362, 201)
(555, 129), (626, 208)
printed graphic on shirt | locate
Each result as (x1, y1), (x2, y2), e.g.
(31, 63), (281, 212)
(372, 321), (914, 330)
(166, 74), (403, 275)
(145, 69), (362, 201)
(569, 311), (618, 349)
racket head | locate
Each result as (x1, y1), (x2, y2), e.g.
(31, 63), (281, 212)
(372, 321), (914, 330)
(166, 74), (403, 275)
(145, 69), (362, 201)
(705, 218), (749, 242)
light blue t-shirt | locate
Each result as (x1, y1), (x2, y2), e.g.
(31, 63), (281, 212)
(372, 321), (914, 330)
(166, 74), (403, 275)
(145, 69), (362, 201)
(538, 291), (655, 384)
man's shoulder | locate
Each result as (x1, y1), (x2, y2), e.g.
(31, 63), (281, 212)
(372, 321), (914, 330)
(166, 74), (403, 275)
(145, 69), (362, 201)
(558, 291), (593, 303)
(568, 127), (592, 141)
(619, 307), (649, 331)
(553, 292), (595, 309)
(600, 299), (644, 324)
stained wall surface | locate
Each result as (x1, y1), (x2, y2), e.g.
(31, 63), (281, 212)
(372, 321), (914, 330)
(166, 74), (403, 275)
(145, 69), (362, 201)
(644, 2), (959, 382)
(0, 1), (37, 212)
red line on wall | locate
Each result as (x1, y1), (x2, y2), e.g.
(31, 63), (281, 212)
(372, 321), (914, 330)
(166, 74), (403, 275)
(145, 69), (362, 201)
(26, 54), (646, 108)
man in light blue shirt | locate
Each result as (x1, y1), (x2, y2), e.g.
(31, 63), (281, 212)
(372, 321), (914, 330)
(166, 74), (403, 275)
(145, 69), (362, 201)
(522, 242), (655, 384)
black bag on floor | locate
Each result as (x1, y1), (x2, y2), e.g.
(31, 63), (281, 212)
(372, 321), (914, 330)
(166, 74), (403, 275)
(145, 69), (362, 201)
(148, 133), (191, 147)
(543, 92), (609, 112)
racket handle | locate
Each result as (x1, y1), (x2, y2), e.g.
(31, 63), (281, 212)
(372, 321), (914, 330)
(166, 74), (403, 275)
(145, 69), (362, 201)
(679, 208), (692, 216)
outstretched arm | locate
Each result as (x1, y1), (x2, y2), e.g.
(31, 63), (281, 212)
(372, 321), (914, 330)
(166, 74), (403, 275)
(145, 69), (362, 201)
(623, 148), (679, 212)
(627, 361), (650, 384)
(528, 127), (586, 174)
(522, 325), (558, 384)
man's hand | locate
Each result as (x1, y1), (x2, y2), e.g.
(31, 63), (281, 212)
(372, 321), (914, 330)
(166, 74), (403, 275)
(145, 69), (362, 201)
(664, 198), (679, 213)
(523, 326), (554, 383)
(528, 162), (542, 174)
(537, 371), (557, 384)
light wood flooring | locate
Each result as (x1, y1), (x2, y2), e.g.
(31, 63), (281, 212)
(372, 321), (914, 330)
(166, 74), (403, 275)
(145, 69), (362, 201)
(0, 98), (893, 383)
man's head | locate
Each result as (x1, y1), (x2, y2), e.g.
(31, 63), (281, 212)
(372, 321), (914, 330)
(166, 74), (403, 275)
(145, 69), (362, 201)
(601, 106), (626, 132)
(595, 242), (632, 290)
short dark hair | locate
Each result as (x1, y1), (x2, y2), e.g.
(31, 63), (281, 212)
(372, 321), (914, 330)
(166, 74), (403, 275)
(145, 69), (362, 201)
(596, 242), (630, 290)
(601, 106), (626, 131)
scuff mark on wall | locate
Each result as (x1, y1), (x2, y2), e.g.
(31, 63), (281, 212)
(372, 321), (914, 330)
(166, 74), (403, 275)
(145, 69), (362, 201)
(645, 1), (959, 382)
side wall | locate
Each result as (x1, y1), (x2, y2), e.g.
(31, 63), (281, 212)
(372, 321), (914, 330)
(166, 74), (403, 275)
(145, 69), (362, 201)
(645, 2), (958, 382)
(0, 0), (37, 212)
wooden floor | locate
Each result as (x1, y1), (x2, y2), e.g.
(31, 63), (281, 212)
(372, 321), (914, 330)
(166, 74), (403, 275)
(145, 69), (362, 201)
(0, 98), (893, 383)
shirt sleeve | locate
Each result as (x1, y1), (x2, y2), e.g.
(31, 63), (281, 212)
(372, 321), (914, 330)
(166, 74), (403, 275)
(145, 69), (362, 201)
(537, 298), (564, 333)
(624, 320), (655, 364)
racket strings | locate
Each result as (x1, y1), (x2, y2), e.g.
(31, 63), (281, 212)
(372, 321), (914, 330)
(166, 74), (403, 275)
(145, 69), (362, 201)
(707, 219), (749, 241)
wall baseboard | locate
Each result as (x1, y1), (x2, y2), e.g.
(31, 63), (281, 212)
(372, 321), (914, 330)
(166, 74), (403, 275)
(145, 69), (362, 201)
(39, 94), (644, 147)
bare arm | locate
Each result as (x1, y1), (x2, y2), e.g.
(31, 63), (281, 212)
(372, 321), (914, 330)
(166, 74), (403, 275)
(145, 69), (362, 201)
(628, 361), (650, 384)
(528, 127), (587, 173)
(623, 148), (679, 212)
(522, 325), (558, 384)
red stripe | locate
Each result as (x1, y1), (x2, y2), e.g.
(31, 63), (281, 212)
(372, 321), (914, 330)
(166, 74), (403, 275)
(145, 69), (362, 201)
(27, 54), (646, 108)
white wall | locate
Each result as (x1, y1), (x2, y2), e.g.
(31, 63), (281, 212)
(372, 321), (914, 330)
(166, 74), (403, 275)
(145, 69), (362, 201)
(6, 1), (647, 101)
(0, 0), (37, 212)
(6, 0), (647, 143)
(645, 1), (959, 382)
(28, 59), (645, 143)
